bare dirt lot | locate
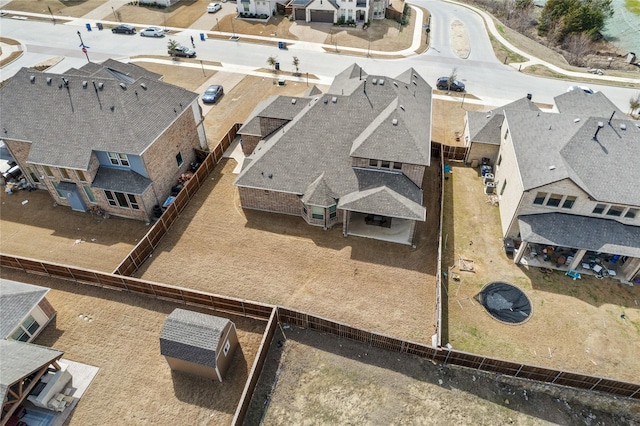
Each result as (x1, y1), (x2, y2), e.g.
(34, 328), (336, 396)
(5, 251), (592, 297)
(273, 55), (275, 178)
(246, 326), (640, 425)
(3, 0), (104, 18)
(442, 164), (640, 384)
(1, 267), (266, 426)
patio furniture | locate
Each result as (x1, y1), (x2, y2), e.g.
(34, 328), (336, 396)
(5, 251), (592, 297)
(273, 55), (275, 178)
(592, 264), (603, 274)
(565, 270), (581, 280)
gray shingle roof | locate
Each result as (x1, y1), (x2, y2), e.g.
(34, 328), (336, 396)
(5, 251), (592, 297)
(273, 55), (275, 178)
(159, 309), (231, 368)
(0, 66), (198, 170)
(554, 90), (624, 116)
(0, 279), (49, 338)
(467, 97), (539, 145)
(235, 65), (432, 219)
(91, 167), (152, 195)
(301, 174), (336, 207)
(518, 213), (640, 257)
(0, 340), (64, 406)
(79, 59), (164, 82)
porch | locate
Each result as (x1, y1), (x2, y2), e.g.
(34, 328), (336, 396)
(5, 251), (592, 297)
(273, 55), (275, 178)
(346, 212), (414, 245)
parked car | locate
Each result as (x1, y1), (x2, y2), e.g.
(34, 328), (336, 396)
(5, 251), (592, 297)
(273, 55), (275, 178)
(207, 3), (222, 12)
(140, 27), (165, 37)
(567, 85), (594, 94)
(111, 24), (136, 35)
(168, 45), (196, 58)
(436, 77), (465, 92)
(202, 85), (224, 103)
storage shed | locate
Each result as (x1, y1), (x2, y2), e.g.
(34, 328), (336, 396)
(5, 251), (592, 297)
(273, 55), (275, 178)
(159, 309), (238, 382)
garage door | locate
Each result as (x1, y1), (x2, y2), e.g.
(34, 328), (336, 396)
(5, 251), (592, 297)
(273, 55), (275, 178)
(310, 10), (333, 22)
(294, 8), (305, 20)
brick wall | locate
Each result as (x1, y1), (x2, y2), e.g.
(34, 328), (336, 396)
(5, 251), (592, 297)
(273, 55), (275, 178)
(240, 134), (261, 155)
(403, 164), (425, 188)
(238, 187), (301, 215)
(38, 297), (57, 318)
(259, 117), (288, 138)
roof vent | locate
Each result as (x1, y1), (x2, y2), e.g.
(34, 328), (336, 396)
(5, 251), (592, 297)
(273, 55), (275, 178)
(119, 83), (126, 90)
(573, 118), (580, 123)
(412, 80), (417, 86)
(392, 118), (398, 126)
(268, 173), (273, 179)
(486, 114), (491, 119)
(413, 73), (418, 79)
(110, 106), (115, 111)
(393, 81), (398, 87)
(379, 79), (384, 86)
(549, 165), (556, 170)
(46, 77), (52, 85)
(82, 81), (88, 88)
(400, 105), (405, 111)
(29, 75), (35, 83)
(372, 79), (377, 85)
(62, 78), (69, 87)
(331, 96), (337, 103)
(140, 83), (147, 90)
(620, 123), (626, 130)
(98, 82), (104, 90)
(323, 98), (328, 104)
(291, 98), (296, 104)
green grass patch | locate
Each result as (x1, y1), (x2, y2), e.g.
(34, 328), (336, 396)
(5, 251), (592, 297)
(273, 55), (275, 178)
(625, 0), (640, 15)
(488, 33), (528, 63)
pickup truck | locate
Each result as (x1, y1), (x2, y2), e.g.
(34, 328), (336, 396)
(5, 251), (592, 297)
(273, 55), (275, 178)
(168, 45), (196, 58)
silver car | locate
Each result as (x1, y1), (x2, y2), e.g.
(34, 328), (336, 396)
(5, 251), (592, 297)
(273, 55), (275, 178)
(140, 27), (165, 37)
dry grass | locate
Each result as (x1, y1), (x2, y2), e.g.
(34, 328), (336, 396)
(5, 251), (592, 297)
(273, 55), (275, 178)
(2, 268), (265, 426)
(135, 59), (215, 91)
(214, 15), (297, 40)
(322, 15), (415, 52)
(442, 164), (640, 383)
(112, 0), (205, 29)
(431, 98), (487, 146)
(3, 0), (103, 17)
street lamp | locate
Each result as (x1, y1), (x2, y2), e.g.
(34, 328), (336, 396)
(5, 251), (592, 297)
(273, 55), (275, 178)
(77, 31), (90, 63)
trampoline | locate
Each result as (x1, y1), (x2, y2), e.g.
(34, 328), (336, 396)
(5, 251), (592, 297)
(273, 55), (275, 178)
(476, 282), (532, 324)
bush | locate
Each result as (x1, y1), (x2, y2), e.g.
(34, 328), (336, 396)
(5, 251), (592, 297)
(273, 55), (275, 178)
(336, 16), (345, 25)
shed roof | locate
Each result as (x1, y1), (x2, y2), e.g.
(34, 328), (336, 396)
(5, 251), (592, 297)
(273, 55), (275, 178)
(0, 279), (50, 338)
(160, 309), (231, 368)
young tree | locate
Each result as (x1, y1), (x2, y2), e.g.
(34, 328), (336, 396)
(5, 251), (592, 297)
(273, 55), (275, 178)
(447, 67), (458, 92)
(167, 39), (179, 51)
(564, 33), (592, 66)
(292, 56), (300, 74)
(267, 56), (278, 72)
(629, 93), (640, 118)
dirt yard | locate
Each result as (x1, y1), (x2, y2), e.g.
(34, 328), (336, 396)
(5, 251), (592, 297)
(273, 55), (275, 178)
(246, 326), (640, 425)
(442, 164), (640, 384)
(1, 267), (266, 426)
(3, 0), (104, 17)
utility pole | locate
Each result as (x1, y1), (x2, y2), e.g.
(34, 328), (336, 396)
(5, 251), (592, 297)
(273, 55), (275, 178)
(77, 31), (90, 63)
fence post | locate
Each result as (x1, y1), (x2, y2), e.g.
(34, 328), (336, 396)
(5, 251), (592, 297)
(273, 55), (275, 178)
(589, 377), (602, 391)
(443, 350), (451, 365)
(514, 365), (523, 377)
(477, 358), (485, 370)
(552, 371), (562, 384)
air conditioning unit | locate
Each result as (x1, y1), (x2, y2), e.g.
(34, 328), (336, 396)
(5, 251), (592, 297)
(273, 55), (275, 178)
(484, 182), (496, 194)
(483, 173), (495, 185)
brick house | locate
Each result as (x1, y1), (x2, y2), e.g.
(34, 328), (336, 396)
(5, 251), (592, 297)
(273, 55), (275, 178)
(0, 59), (206, 221)
(283, 0), (388, 23)
(0, 278), (57, 343)
(490, 90), (640, 283)
(234, 64), (432, 246)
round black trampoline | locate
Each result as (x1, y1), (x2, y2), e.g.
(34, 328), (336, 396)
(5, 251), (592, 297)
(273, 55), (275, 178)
(476, 282), (532, 324)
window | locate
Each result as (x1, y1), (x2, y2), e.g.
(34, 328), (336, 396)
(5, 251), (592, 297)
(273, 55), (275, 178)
(504, 129), (509, 140)
(311, 206), (324, 220)
(75, 170), (87, 182)
(562, 196), (576, 209)
(329, 205), (337, 219)
(369, 159), (377, 167)
(546, 194), (562, 207)
(42, 165), (54, 178)
(381, 161), (391, 169)
(497, 155), (502, 166)
(59, 168), (70, 180)
(104, 190), (139, 209)
(108, 152), (130, 167)
(11, 328), (29, 342)
(606, 205), (624, 217)
(533, 192), (547, 205)
(176, 152), (183, 167)
(83, 186), (96, 203)
(393, 162), (402, 170)
(625, 208), (638, 219)
(593, 204), (606, 214)
(27, 167), (40, 183)
(52, 182), (66, 199)
(500, 179), (507, 195)
(10, 315), (40, 342)
(223, 340), (231, 356)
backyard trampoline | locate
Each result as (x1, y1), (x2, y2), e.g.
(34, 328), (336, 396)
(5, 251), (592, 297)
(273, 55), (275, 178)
(476, 282), (532, 324)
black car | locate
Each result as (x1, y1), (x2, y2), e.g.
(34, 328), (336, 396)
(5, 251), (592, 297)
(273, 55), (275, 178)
(202, 85), (224, 103)
(436, 76), (465, 92)
(112, 24), (136, 34)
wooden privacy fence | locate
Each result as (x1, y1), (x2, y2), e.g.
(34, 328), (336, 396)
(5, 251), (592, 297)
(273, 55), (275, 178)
(432, 142), (468, 161)
(114, 123), (243, 276)
(435, 155), (445, 347)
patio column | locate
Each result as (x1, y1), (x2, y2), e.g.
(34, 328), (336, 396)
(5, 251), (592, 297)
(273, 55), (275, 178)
(568, 249), (587, 271)
(513, 240), (528, 264)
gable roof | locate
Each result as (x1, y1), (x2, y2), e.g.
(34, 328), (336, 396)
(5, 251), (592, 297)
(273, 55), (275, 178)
(301, 174), (337, 207)
(554, 90), (624, 116)
(235, 65), (432, 219)
(0, 279), (49, 339)
(467, 97), (539, 145)
(0, 340), (64, 408)
(160, 309), (231, 368)
(0, 65), (198, 170)
(78, 59), (164, 82)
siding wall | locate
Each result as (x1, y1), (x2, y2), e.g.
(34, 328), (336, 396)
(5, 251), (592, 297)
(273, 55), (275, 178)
(259, 117), (287, 139)
(351, 157), (425, 188)
(238, 187), (301, 215)
(240, 135), (261, 155)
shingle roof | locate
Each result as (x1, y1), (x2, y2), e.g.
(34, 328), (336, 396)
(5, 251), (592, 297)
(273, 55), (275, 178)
(554, 90), (624, 116)
(467, 97), (539, 145)
(91, 167), (152, 195)
(159, 309), (231, 368)
(79, 59), (163, 82)
(518, 213), (640, 257)
(0, 66), (198, 170)
(301, 174), (337, 207)
(235, 65), (432, 219)
(0, 340), (64, 407)
(0, 279), (49, 338)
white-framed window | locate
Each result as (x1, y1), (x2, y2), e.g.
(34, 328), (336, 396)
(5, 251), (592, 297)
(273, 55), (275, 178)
(593, 203), (606, 214)
(606, 205), (624, 217)
(42, 165), (54, 178)
(223, 340), (231, 356)
(52, 182), (66, 199)
(176, 152), (183, 167)
(546, 193), (562, 207)
(312, 206), (324, 220)
(562, 196), (576, 209)
(10, 315), (40, 342)
(625, 208), (638, 219)
(27, 167), (40, 183)
(500, 179), (507, 195)
(75, 170), (88, 182)
(59, 168), (71, 180)
(108, 152), (130, 167)
(83, 186), (96, 203)
(104, 190), (139, 210)
(533, 192), (547, 205)
(329, 205), (337, 219)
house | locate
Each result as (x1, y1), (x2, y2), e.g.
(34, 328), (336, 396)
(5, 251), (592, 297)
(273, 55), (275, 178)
(238, 0), (284, 17)
(0, 279), (57, 343)
(267, 0), (387, 23)
(0, 340), (66, 423)
(159, 309), (239, 382)
(0, 59), (207, 222)
(490, 89), (640, 283)
(234, 64), (432, 246)
(138, 0), (181, 6)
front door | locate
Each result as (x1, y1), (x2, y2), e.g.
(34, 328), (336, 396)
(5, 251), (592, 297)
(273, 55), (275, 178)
(59, 184), (87, 212)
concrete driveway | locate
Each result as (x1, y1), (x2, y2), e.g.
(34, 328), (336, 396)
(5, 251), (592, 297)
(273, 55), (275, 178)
(189, 1), (238, 31)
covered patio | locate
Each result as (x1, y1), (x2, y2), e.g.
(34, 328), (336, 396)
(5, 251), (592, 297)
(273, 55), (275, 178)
(513, 213), (640, 283)
(345, 212), (417, 246)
